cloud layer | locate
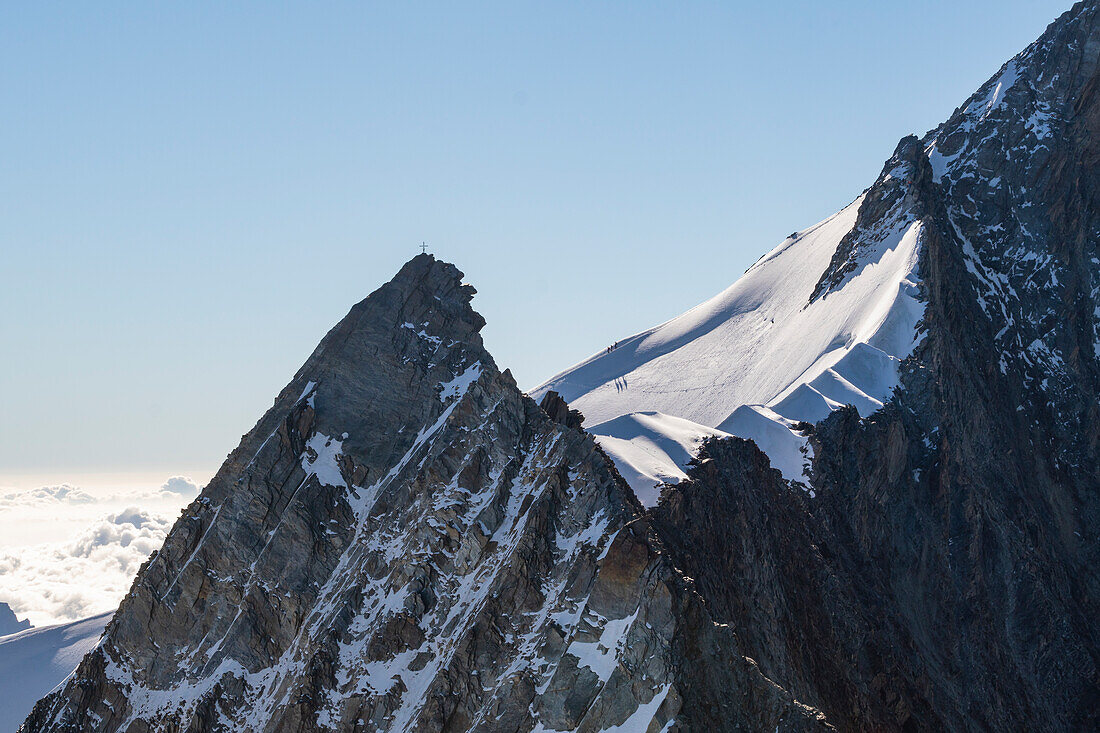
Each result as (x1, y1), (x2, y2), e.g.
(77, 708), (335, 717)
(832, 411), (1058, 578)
(0, 478), (201, 627)
(0, 484), (98, 508)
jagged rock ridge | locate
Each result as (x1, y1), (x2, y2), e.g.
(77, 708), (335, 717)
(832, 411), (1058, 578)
(531, 1), (1100, 519)
(551, 2), (1100, 730)
(22, 255), (828, 732)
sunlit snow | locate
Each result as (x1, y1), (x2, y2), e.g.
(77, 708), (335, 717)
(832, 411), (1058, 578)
(534, 196), (925, 500)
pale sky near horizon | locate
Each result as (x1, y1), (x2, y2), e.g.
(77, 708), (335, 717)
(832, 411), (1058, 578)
(2, 1), (1073, 487)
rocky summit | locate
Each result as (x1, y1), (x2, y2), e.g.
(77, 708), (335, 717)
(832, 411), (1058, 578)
(21, 256), (829, 732)
(21, 2), (1100, 732)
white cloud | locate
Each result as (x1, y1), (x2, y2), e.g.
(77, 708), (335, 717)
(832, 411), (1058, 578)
(0, 476), (202, 510)
(159, 476), (201, 498)
(0, 480), (199, 627)
(68, 508), (171, 558)
(0, 484), (98, 508)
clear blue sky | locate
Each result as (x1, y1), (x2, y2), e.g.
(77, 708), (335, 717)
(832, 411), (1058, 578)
(0, 1), (1072, 482)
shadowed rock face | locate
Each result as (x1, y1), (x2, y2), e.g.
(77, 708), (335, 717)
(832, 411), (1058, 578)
(21, 255), (828, 732)
(652, 3), (1100, 731)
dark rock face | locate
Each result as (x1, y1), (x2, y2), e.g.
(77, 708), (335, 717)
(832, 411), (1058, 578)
(921, 1), (1100, 464)
(653, 402), (1098, 731)
(538, 391), (585, 431)
(653, 435), (937, 731)
(652, 3), (1100, 731)
(22, 255), (828, 732)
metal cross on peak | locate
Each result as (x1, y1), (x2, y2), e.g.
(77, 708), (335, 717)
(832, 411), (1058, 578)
(419, 242), (428, 254)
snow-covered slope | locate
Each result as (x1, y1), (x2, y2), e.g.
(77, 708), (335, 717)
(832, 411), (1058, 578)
(536, 1), (1100, 503)
(534, 165), (926, 496)
(587, 412), (732, 505)
(536, 195), (924, 428)
(0, 613), (110, 731)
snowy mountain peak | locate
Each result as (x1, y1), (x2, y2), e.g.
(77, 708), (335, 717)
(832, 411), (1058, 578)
(534, 142), (926, 493)
(533, 2), (1100, 500)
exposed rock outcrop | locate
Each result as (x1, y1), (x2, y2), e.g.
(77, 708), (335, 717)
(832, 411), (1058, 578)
(538, 391), (585, 432)
(22, 256), (827, 732)
(650, 4), (1100, 730)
